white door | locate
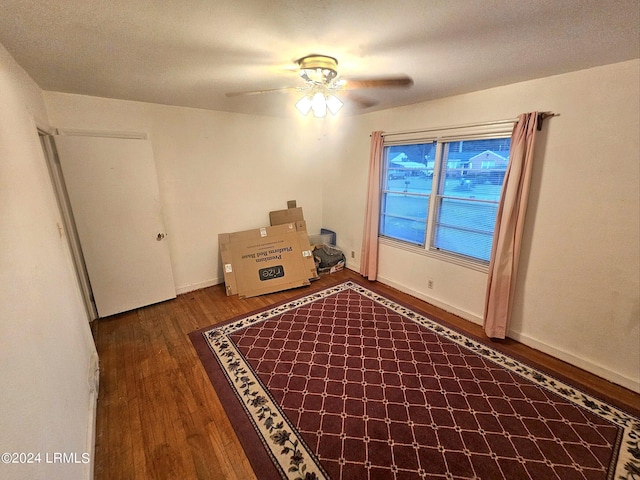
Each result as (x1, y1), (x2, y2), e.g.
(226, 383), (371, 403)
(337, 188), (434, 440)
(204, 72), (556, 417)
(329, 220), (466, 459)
(54, 135), (176, 318)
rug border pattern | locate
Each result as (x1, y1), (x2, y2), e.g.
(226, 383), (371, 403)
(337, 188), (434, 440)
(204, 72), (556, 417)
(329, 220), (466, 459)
(200, 281), (640, 480)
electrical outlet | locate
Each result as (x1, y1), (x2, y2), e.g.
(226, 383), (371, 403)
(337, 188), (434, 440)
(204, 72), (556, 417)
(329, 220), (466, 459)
(427, 279), (434, 289)
(350, 250), (355, 259)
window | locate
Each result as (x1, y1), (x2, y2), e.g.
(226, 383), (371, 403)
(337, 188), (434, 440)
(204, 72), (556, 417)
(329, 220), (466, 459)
(380, 134), (511, 264)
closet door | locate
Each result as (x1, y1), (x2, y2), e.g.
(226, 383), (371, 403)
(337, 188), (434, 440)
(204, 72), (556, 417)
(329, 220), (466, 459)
(55, 135), (176, 317)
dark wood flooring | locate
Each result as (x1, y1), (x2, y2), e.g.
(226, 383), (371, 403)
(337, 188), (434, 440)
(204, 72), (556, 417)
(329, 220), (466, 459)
(92, 269), (639, 480)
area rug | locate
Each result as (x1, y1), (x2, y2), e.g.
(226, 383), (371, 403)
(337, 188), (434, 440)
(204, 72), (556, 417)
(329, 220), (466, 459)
(189, 280), (640, 480)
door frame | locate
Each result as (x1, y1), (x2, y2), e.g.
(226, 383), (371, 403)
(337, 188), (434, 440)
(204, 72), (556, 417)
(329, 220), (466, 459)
(37, 127), (150, 322)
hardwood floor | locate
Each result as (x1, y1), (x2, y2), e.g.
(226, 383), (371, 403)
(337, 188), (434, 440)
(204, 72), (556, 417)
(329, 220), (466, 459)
(92, 269), (639, 480)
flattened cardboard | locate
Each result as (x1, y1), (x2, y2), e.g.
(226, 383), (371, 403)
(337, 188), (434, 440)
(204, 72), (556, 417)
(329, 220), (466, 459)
(269, 207), (304, 226)
(219, 221), (317, 298)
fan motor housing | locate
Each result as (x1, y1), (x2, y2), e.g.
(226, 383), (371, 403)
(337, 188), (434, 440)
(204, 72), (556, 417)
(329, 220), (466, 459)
(297, 55), (338, 84)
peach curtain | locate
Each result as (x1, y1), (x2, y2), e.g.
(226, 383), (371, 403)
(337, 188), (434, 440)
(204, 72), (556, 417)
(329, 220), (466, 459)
(360, 131), (384, 280)
(484, 113), (539, 338)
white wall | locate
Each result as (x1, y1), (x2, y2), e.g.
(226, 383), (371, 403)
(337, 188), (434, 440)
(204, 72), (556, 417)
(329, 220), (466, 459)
(42, 62), (639, 394)
(44, 94), (336, 293)
(0, 45), (98, 480)
(322, 60), (640, 392)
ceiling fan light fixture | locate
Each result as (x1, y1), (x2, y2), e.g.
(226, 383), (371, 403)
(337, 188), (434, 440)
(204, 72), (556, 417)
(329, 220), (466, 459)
(296, 92), (343, 118)
(227, 53), (412, 116)
(326, 94), (343, 115)
(295, 95), (313, 115)
(311, 92), (327, 117)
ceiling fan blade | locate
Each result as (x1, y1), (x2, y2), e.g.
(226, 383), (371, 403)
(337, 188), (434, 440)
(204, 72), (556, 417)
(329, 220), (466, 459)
(225, 86), (298, 97)
(345, 92), (379, 109)
(343, 75), (413, 90)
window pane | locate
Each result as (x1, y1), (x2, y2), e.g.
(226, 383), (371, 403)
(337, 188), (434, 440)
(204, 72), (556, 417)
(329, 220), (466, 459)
(433, 198), (498, 260)
(434, 137), (510, 262)
(433, 224), (494, 261)
(380, 193), (428, 245)
(442, 138), (510, 198)
(384, 143), (436, 194)
(380, 142), (435, 245)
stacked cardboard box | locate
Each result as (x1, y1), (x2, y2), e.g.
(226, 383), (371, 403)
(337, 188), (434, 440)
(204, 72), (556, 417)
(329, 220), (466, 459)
(219, 207), (318, 298)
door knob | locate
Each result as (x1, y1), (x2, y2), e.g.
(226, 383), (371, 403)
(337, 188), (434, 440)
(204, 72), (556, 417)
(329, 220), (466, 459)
(156, 233), (166, 241)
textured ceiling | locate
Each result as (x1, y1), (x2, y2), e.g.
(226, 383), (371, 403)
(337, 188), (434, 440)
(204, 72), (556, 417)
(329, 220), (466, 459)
(1, 0), (638, 117)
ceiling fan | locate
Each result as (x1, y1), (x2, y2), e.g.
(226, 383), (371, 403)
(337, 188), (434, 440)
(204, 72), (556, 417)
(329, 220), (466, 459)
(225, 54), (413, 116)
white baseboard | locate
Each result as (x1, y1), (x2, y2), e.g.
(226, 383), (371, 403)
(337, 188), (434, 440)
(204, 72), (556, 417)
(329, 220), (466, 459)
(344, 260), (360, 272)
(508, 331), (640, 394)
(375, 274), (640, 394)
(376, 274), (484, 326)
(175, 278), (221, 295)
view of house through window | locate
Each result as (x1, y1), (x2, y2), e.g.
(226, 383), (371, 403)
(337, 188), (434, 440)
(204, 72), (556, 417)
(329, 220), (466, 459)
(380, 136), (511, 263)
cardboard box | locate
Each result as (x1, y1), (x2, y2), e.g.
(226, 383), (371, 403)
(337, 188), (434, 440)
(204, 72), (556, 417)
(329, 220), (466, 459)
(219, 221), (318, 298)
(269, 207), (304, 226)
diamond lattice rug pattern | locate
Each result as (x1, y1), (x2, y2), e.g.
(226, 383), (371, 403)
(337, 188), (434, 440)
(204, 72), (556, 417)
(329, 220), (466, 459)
(189, 281), (639, 480)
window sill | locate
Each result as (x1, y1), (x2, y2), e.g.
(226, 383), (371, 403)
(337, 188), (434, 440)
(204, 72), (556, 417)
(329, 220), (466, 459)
(378, 236), (490, 274)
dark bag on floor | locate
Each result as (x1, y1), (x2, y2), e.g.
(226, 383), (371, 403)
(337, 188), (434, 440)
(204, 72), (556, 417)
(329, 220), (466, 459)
(313, 244), (346, 274)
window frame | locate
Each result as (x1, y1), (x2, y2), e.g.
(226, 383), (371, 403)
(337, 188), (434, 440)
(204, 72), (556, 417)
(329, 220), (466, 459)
(379, 125), (514, 272)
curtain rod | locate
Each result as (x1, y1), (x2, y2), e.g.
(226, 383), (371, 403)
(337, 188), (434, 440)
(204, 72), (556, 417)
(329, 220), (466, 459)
(379, 112), (556, 138)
